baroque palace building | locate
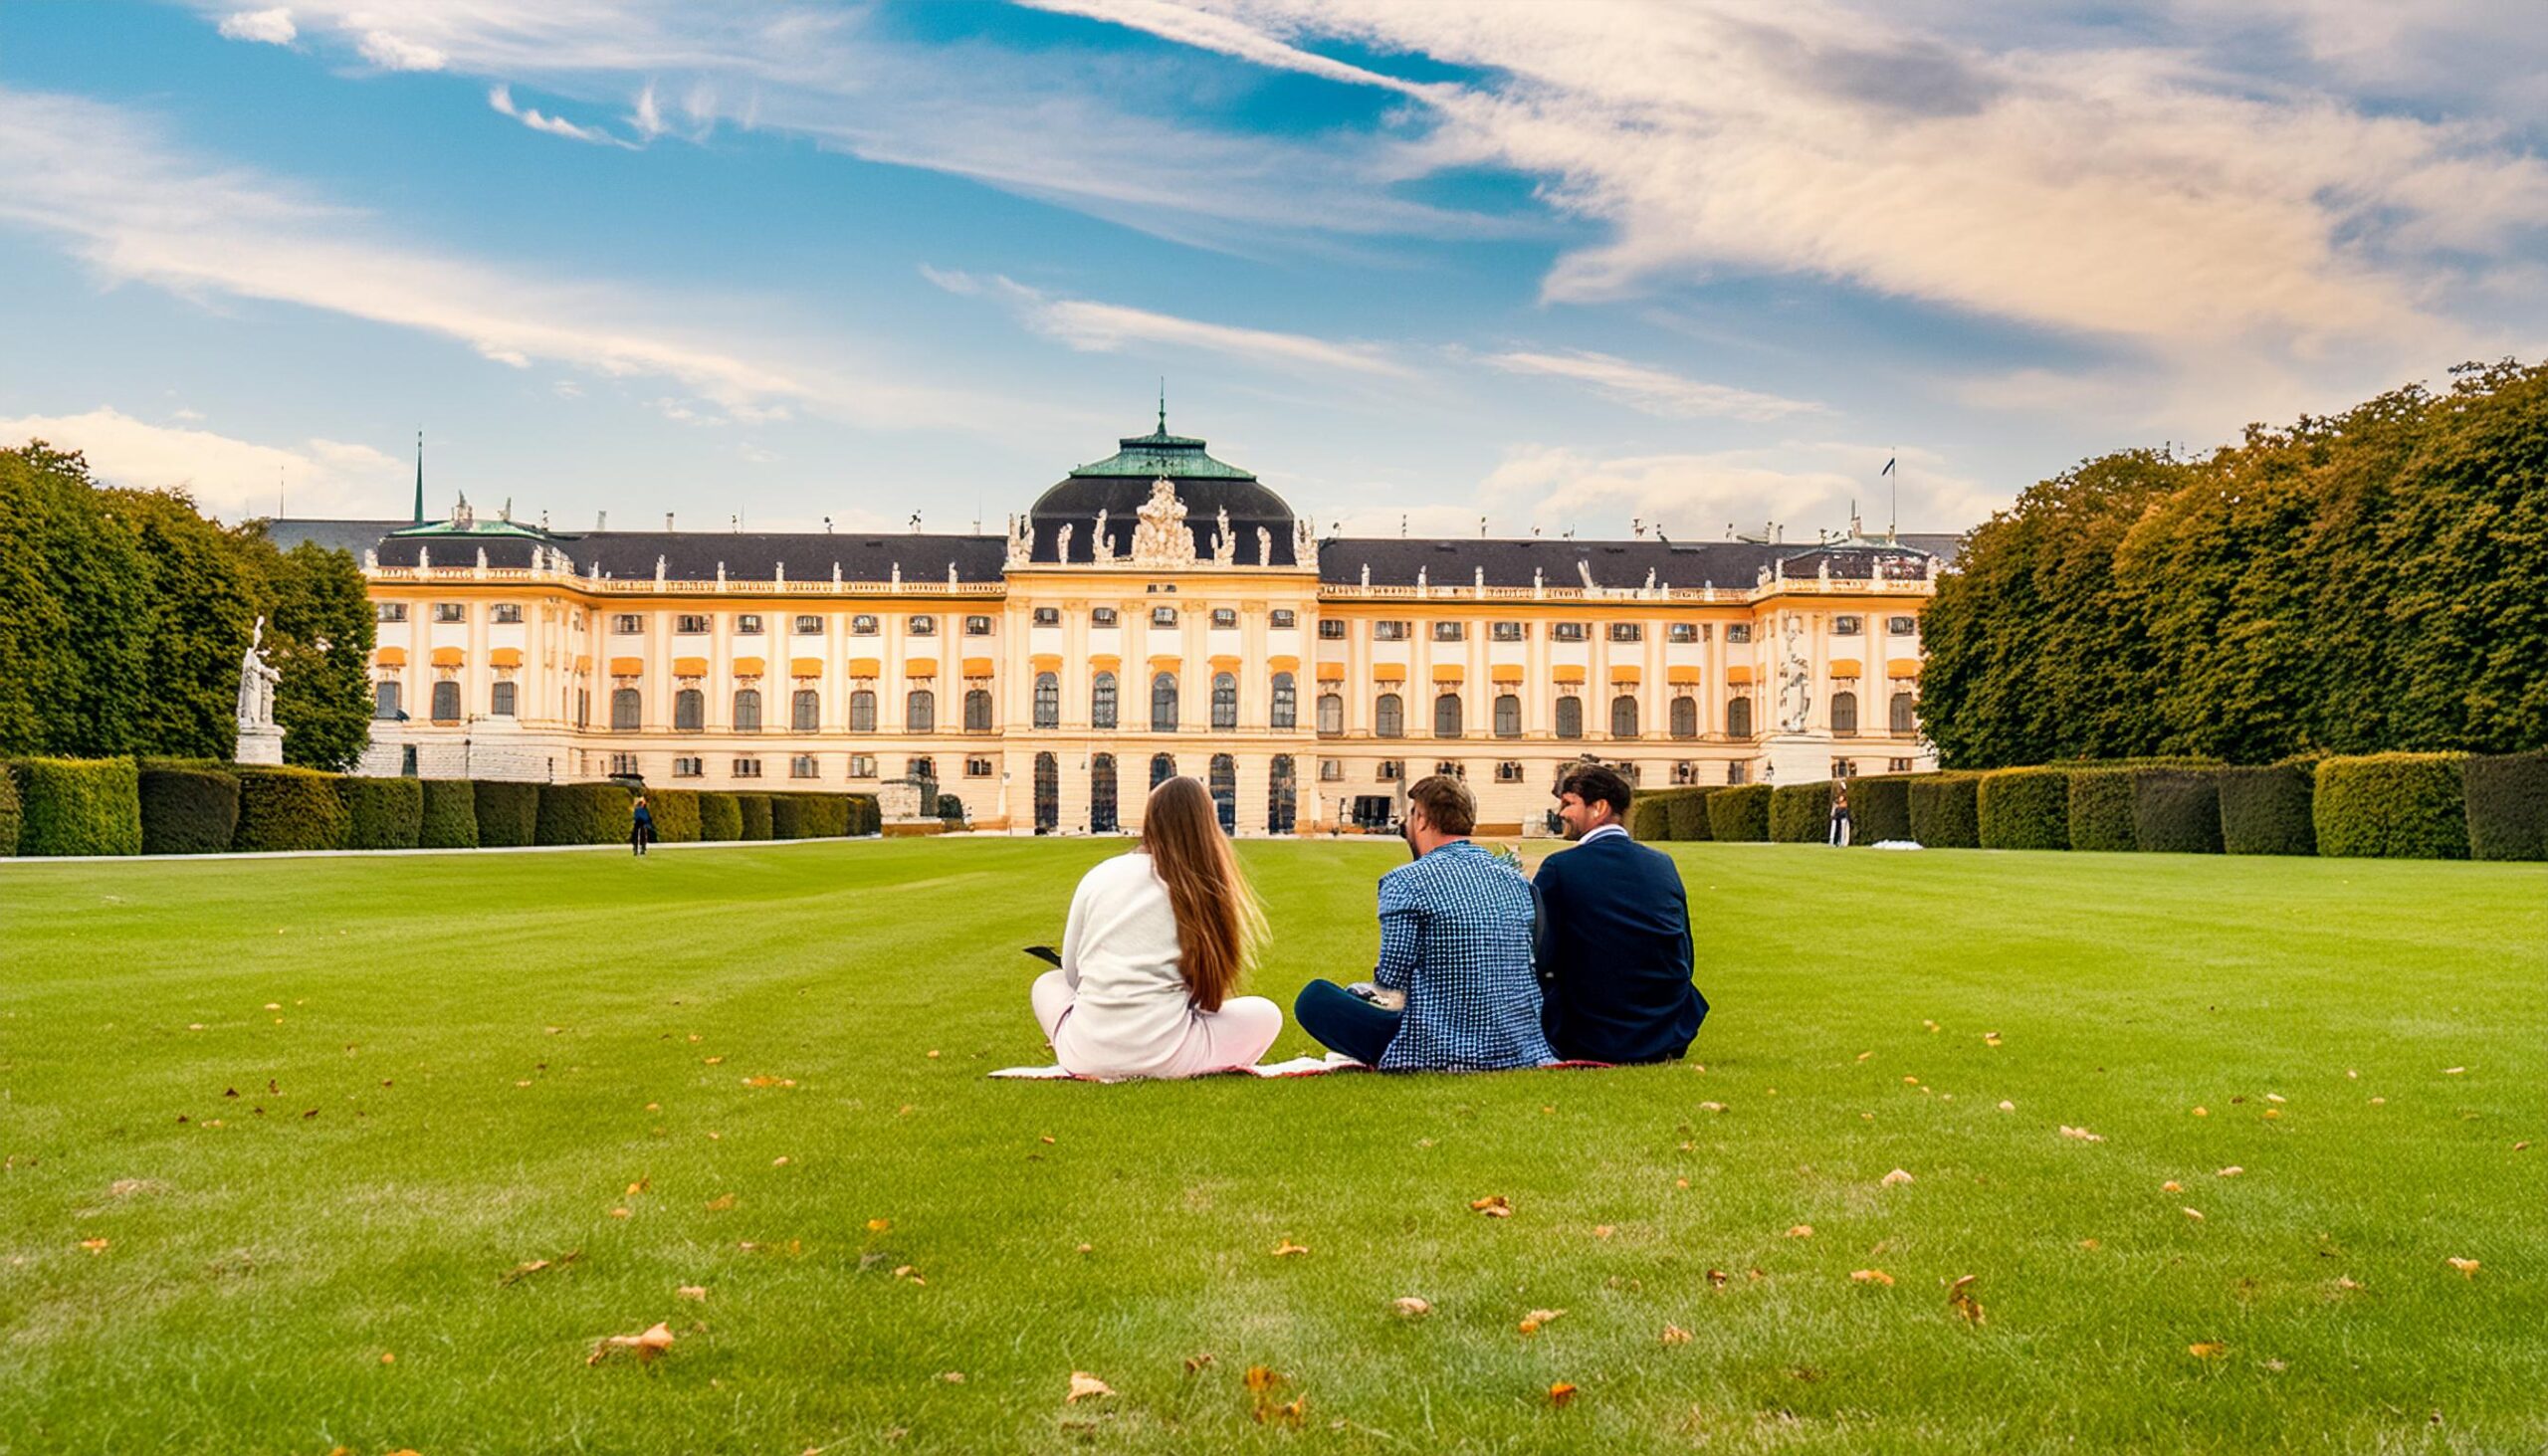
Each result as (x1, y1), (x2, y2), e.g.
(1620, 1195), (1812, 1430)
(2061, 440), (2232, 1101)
(272, 416), (1954, 835)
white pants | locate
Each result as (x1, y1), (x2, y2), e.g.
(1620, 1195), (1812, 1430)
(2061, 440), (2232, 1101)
(1030, 968), (1283, 1079)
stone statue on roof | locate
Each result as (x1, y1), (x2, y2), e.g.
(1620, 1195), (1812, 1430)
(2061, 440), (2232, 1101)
(1093, 509), (1110, 562)
(1256, 526), (1271, 566)
(1004, 514), (1033, 568)
(1130, 478), (1196, 568)
(1212, 508), (1236, 566)
(1056, 522), (1074, 562)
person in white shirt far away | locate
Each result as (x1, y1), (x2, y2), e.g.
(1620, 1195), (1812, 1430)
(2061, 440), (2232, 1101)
(1028, 775), (1282, 1078)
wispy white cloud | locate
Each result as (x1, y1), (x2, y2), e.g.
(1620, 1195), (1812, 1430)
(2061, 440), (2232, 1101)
(1478, 348), (1823, 421)
(216, 8), (296, 45)
(356, 29), (446, 72)
(0, 405), (399, 520)
(925, 267), (1417, 379)
(1464, 440), (1995, 543)
(489, 84), (637, 147)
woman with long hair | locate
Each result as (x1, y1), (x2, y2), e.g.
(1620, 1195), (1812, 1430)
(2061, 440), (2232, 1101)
(1029, 776), (1281, 1078)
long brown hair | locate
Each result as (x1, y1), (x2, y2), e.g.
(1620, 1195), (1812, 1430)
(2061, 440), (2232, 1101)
(1139, 776), (1264, 1012)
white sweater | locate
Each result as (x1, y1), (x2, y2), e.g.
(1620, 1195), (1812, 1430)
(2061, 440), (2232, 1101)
(1054, 851), (1200, 1077)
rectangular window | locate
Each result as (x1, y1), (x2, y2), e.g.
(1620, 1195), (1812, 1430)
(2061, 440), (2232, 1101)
(1271, 609), (1297, 629)
(1092, 608), (1118, 627)
(964, 615), (992, 636)
(1495, 760), (1525, 782)
(1032, 607), (1061, 627)
(1554, 622), (1587, 642)
(790, 754), (818, 779)
(907, 756), (935, 781)
(1667, 622), (1698, 644)
(1727, 623), (1753, 644)
(375, 602), (407, 624)
(1888, 615), (1918, 636)
(1607, 622), (1642, 643)
(737, 614), (763, 634)
(1888, 757), (1914, 772)
(1319, 758), (1343, 781)
(1317, 619), (1347, 640)
(433, 603), (466, 624)
(673, 756), (704, 778)
(1491, 621), (1527, 643)
(1431, 621), (1465, 642)
(1833, 758), (1857, 779)
(794, 615), (822, 634)
(733, 757), (762, 778)
(850, 753), (878, 778)
(1211, 608), (1238, 629)
(965, 756), (994, 778)
(1372, 620), (1409, 641)
(850, 614), (879, 635)
(613, 614), (644, 634)
(1151, 606), (1177, 627)
(610, 753), (640, 777)
(907, 615), (937, 636)
(491, 603), (524, 625)
(1377, 760), (1403, 782)
(1832, 615), (1863, 636)
(675, 614), (710, 634)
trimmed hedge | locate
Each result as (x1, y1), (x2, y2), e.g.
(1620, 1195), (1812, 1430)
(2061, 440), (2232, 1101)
(1706, 782), (1772, 842)
(699, 792), (743, 842)
(738, 793), (773, 841)
(1770, 782), (1833, 843)
(138, 759), (241, 855)
(536, 781), (637, 846)
(769, 794), (810, 840)
(2130, 768), (2224, 855)
(232, 766), (348, 852)
(420, 779), (480, 849)
(846, 794), (881, 837)
(798, 795), (852, 838)
(1850, 775), (1914, 845)
(1666, 788), (1716, 841)
(2067, 768), (2138, 853)
(7, 756), (142, 856)
(0, 764), (19, 856)
(1908, 772), (1982, 848)
(2464, 751), (2548, 862)
(2219, 763), (2317, 856)
(337, 775), (424, 851)
(645, 788), (702, 844)
(473, 780), (539, 848)
(1626, 794), (1672, 840)
(2316, 753), (2468, 860)
(1978, 767), (2070, 851)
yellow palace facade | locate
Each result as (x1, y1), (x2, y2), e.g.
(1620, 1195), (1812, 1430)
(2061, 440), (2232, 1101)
(274, 418), (1950, 835)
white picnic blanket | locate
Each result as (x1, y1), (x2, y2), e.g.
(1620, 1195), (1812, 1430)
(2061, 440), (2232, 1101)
(988, 1052), (1370, 1082)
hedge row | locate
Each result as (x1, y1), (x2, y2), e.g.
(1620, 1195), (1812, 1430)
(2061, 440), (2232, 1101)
(2218, 763), (2316, 856)
(1978, 767), (2068, 851)
(1707, 783), (1771, 842)
(1770, 782), (1833, 843)
(2315, 753), (2467, 860)
(0, 759), (881, 856)
(2464, 751), (2548, 861)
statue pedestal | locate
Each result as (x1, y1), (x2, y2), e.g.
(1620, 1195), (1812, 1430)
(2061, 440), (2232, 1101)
(235, 725), (286, 766)
(1758, 732), (1827, 787)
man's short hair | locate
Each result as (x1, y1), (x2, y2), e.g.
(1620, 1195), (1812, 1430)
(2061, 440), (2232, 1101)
(1555, 762), (1633, 820)
(1405, 774), (1477, 836)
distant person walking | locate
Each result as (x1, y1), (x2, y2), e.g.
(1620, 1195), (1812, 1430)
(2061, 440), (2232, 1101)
(1828, 782), (1851, 847)
(631, 795), (654, 856)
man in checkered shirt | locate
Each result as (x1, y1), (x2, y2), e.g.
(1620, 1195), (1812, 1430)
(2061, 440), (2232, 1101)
(1294, 775), (1557, 1071)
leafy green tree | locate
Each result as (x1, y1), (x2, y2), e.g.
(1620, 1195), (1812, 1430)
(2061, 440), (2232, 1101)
(0, 444), (147, 757)
(107, 488), (261, 760)
(257, 538), (377, 771)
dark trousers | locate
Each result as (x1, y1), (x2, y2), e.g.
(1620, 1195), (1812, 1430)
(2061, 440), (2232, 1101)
(1293, 979), (1399, 1066)
(631, 823), (652, 855)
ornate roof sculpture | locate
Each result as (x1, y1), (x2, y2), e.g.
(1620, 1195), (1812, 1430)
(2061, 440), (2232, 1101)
(1023, 412), (1301, 566)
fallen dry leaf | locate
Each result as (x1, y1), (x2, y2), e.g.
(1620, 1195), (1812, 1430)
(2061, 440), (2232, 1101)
(2059, 1126), (2105, 1143)
(1984, 1032), (2003, 1047)
(1849, 1269), (1896, 1286)
(1948, 1274), (1984, 1325)
(1998, 1101), (2016, 1112)
(1856, 1051), (1874, 1062)
(868, 1218), (892, 1232)
(1391, 1296), (1432, 1319)
(940, 1370), (964, 1383)
(2188, 1342), (2227, 1359)
(1183, 1352), (1216, 1373)
(677, 1285), (707, 1302)
(703, 1055), (725, 1066)
(1881, 1168), (1914, 1187)
(587, 1321), (675, 1366)
(2217, 1166), (2244, 1178)
(1518, 1308), (1566, 1335)
(1470, 1195), (1512, 1218)
(1271, 1239), (1311, 1258)
(607, 1207), (631, 1220)
(1065, 1371), (1113, 1403)
(2079, 1238), (2101, 1250)
(379, 1352), (394, 1364)
(1592, 1225), (1614, 1239)
(1707, 1269), (1730, 1288)
(704, 1193), (737, 1212)
(1660, 1325), (1691, 1345)
(500, 1250), (581, 1286)
(1547, 1381), (1578, 1407)
(772, 1155), (790, 1166)
(2447, 1258), (2479, 1279)
(1785, 1224), (1813, 1239)
(1698, 1101), (1727, 1113)
(2192, 1106), (2209, 1117)
(79, 1239), (108, 1253)
(2163, 1180), (2184, 1192)
(2183, 1206), (2206, 1221)
(2443, 1067), (2465, 1076)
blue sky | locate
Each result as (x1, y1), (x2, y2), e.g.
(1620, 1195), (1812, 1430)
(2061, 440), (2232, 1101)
(1, 1), (2542, 539)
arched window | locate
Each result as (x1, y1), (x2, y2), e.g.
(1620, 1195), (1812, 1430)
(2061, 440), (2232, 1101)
(431, 681), (461, 721)
(1092, 672), (1118, 729)
(849, 689), (877, 732)
(1494, 694), (1521, 738)
(1267, 755), (1297, 834)
(1033, 672), (1060, 728)
(1831, 690), (1858, 735)
(1090, 753), (1119, 833)
(1375, 693), (1404, 738)
(1209, 753), (1237, 833)
(373, 681), (402, 720)
(1727, 696), (1754, 738)
(1433, 692), (1462, 738)
(611, 687), (641, 730)
(1033, 752), (1059, 834)
(1316, 692), (1343, 735)
(733, 688), (761, 732)
(1610, 694), (1638, 738)
(1212, 672), (1238, 729)
(1270, 672), (1297, 729)
(792, 689), (819, 731)
(906, 688), (935, 733)
(1555, 697), (1583, 739)
(1152, 672), (1178, 732)
(674, 688), (704, 731)
(1890, 691), (1916, 734)
(491, 681), (517, 717)
(1150, 752), (1174, 790)
(1669, 694), (1697, 738)
(963, 688), (992, 731)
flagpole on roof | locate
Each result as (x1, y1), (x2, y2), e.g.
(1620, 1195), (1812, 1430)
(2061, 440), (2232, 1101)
(413, 429), (425, 524)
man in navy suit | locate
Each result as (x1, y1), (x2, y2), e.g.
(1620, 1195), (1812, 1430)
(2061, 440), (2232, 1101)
(1533, 763), (1707, 1063)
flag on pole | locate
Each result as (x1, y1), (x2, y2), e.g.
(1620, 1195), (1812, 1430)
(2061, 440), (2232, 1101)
(1881, 457), (1896, 477)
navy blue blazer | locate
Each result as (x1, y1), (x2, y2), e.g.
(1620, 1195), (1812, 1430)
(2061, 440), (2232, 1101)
(1533, 829), (1706, 1064)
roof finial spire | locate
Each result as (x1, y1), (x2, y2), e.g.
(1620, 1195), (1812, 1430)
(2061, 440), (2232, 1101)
(412, 429), (425, 524)
(1157, 377), (1166, 435)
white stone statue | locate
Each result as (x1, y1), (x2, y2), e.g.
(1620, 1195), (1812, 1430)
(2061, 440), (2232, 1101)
(1093, 509), (1111, 561)
(1416, 566), (1427, 591)
(891, 562), (902, 586)
(1817, 558), (1830, 583)
(233, 616), (286, 764)
(362, 547), (377, 571)
(775, 561), (786, 585)
(1212, 514), (1236, 566)
(417, 545), (430, 571)
(1004, 514), (1032, 568)
(1057, 522), (1074, 561)
(1778, 612), (1811, 733)
(476, 546), (489, 572)
(1294, 516), (1316, 562)
(1644, 567), (1657, 591)
(1360, 563), (1371, 588)
(1256, 526), (1272, 565)
(1129, 478), (1196, 568)
(656, 554), (668, 585)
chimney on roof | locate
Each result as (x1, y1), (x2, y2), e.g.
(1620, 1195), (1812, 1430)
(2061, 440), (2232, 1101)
(666, 513), (675, 531)
(597, 511), (607, 530)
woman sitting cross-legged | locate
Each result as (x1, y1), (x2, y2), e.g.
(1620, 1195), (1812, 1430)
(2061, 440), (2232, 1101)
(1029, 775), (1282, 1079)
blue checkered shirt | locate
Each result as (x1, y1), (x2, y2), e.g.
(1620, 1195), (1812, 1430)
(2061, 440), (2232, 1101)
(1373, 840), (1555, 1071)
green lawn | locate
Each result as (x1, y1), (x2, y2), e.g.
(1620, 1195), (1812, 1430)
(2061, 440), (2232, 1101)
(1, 838), (2541, 1455)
